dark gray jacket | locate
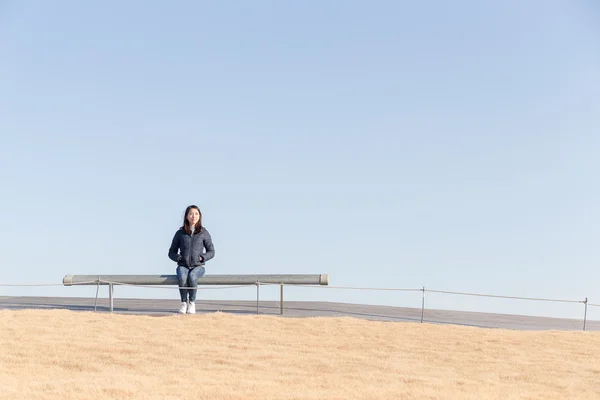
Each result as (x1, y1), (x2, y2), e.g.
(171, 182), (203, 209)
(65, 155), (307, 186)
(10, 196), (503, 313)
(168, 227), (215, 268)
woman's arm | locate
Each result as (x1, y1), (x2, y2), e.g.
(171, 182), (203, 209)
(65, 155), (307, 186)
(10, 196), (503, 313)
(168, 230), (181, 262)
(200, 229), (215, 262)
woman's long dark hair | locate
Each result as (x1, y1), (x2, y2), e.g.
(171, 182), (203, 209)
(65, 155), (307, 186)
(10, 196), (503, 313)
(182, 205), (203, 234)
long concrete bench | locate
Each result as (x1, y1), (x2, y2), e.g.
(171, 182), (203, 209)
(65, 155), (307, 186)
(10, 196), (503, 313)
(63, 274), (329, 314)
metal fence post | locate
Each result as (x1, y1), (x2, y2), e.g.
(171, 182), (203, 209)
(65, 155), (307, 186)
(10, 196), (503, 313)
(421, 286), (425, 323)
(583, 297), (588, 331)
(256, 281), (260, 315)
(280, 284), (284, 315)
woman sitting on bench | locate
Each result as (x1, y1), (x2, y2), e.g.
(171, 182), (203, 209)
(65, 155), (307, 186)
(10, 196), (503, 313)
(168, 205), (215, 314)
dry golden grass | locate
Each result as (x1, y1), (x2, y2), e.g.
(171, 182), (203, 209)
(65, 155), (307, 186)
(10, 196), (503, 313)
(1, 310), (599, 399)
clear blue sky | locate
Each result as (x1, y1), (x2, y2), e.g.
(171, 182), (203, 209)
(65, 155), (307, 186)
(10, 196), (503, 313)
(1, 1), (598, 320)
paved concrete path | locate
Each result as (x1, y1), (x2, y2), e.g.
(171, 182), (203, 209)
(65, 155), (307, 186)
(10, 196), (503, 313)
(0, 296), (597, 331)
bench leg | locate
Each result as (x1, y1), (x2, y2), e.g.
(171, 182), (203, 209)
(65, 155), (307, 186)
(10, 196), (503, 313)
(94, 280), (100, 312)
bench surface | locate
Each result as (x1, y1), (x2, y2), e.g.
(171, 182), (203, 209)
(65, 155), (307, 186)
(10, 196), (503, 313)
(63, 274), (329, 286)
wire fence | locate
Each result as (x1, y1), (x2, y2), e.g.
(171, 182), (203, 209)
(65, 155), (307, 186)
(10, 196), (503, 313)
(0, 280), (598, 330)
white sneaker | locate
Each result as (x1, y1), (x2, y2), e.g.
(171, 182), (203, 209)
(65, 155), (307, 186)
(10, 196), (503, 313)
(187, 302), (196, 314)
(178, 302), (188, 314)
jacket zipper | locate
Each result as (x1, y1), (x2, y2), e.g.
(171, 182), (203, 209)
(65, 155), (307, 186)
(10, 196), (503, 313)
(188, 231), (193, 267)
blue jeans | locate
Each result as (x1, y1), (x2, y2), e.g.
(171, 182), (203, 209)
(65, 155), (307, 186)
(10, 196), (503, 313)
(176, 266), (206, 302)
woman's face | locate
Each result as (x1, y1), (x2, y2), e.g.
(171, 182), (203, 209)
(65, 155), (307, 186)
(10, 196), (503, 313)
(187, 208), (200, 226)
